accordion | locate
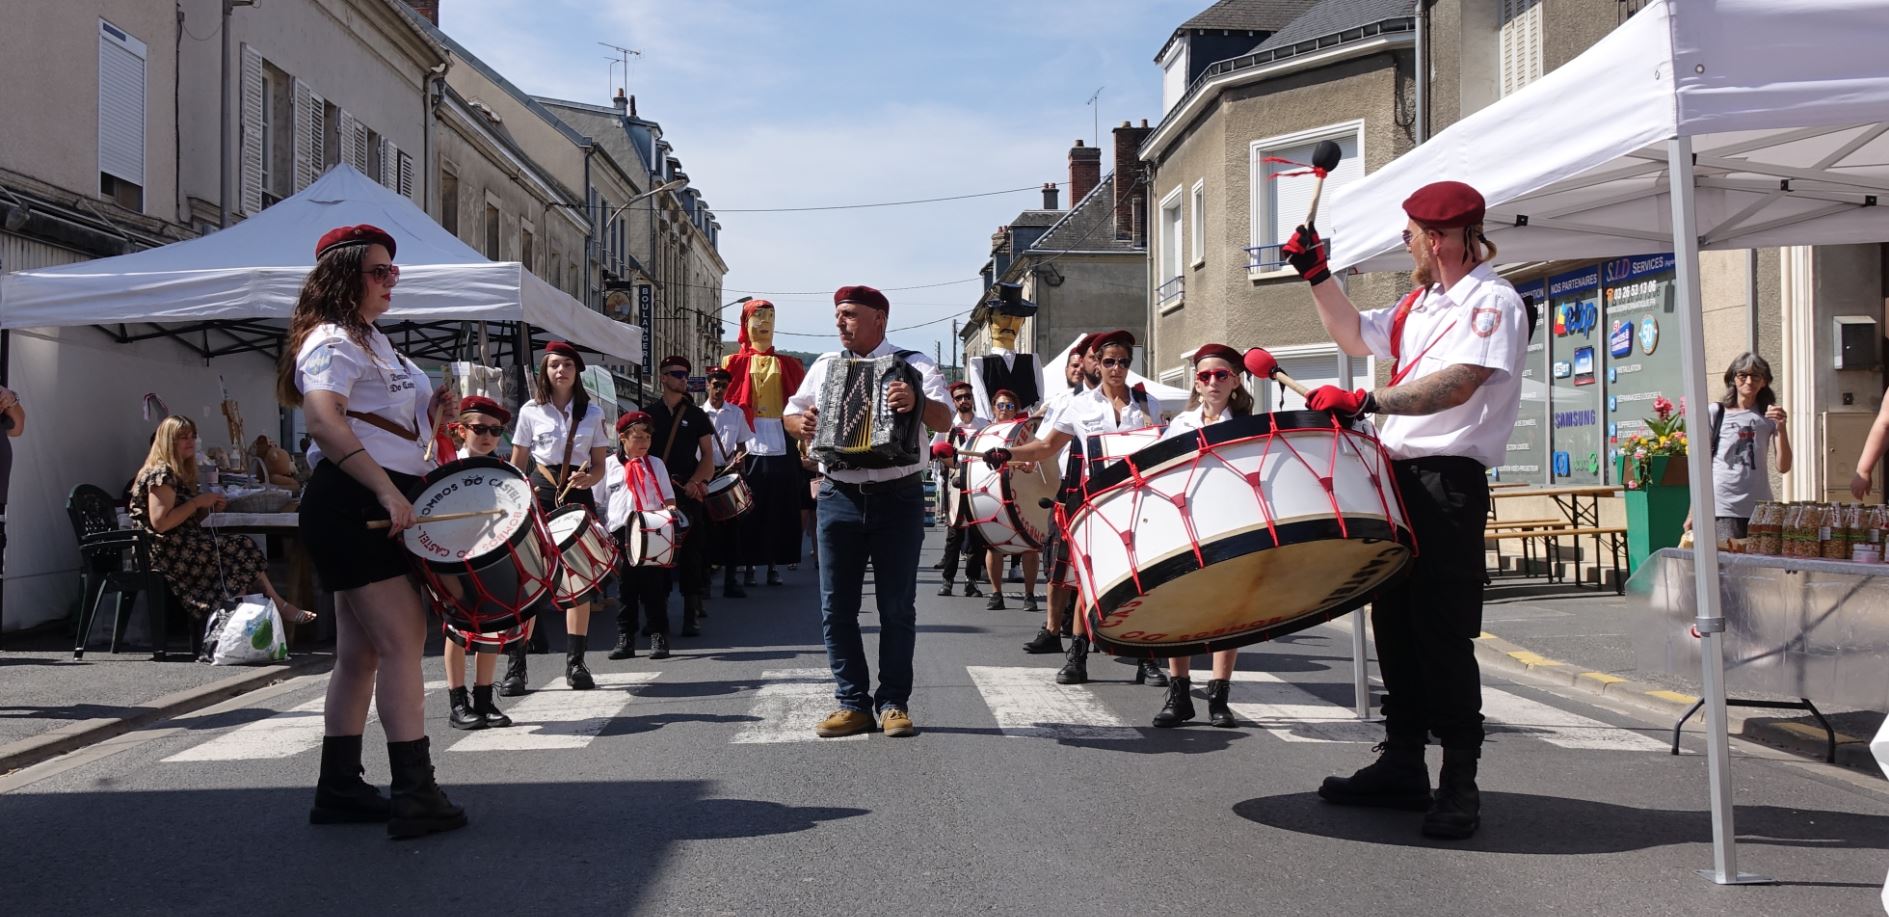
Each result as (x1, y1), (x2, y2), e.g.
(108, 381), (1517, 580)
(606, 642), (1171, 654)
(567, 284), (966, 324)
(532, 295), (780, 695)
(811, 350), (927, 471)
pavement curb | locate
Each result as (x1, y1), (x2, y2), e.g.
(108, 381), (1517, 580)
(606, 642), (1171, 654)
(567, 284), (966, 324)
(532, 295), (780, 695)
(0, 653), (332, 776)
(1471, 631), (1880, 773)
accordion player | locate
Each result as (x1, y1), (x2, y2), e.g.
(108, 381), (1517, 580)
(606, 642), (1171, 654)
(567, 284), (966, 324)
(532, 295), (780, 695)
(811, 350), (928, 471)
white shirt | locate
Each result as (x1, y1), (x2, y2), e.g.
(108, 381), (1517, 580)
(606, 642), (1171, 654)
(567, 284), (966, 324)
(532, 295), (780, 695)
(702, 400), (754, 466)
(1037, 382), (1089, 469)
(929, 413), (989, 449)
(296, 323), (433, 476)
(512, 398), (609, 466)
(601, 453), (675, 534)
(1158, 404), (1233, 443)
(1054, 385), (1162, 477)
(1358, 262), (1529, 468)
(785, 338), (952, 483)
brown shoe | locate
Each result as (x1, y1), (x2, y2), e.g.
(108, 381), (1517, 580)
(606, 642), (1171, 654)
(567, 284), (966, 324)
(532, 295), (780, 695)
(815, 708), (874, 738)
(879, 707), (917, 737)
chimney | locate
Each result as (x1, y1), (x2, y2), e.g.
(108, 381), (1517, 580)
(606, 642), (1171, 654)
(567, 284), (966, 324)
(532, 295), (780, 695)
(613, 89), (629, 114)
(1068, 140), (1101, 206)
(1041, 182), (1059, 210)
(407, 0), (440, 24)
(1112, 120), (1154, 242)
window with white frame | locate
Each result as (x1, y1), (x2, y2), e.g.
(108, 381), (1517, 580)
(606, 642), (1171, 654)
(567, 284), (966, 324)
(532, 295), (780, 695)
(1250, 124), (1363, 271)
(1160, 42), (1189, 115)
(1500, 0), (1543, 96)
(1190, 181), (1205, 266)
(1252, 346), (1372, 412)
(1158, 188), (1184, 304)
(98, 19), (146, 211)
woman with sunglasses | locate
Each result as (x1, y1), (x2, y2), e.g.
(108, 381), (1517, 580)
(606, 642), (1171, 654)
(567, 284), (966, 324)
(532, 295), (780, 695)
(508, 341), (610, 690)
(282, 224), (464, 838)
(1148, 344), (1255, 727)
(979, 329), (1165, 687)
(980, 389), (1041, 614)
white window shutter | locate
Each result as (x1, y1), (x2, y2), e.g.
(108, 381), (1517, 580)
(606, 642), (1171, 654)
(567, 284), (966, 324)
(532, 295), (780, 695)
(336, 110), (358, 173)
(239, 44), (264, 214)
(396, 151), (414, 199)
(352, 119), (370, 172)
(294, 79), (324, 190)
(97, 21), (147, 187)
(380, 138), (396, 188)
(1259, 132), (1361, 247)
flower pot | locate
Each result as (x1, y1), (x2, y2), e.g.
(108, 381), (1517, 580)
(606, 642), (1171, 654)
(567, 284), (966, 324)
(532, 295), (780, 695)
(1617, 454), (1689, 573)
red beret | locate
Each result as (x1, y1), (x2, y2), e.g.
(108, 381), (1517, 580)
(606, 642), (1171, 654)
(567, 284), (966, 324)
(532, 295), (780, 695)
(707, 367), (732, 382)
(616, 411), (653, 434)
(457, 395), (510, 424)
(993, 389), (1021, 406)
(1191, 343), (1243, 369)
(542, 340), (585, 371)
(948, 380), (974, 395)
(1402, 181), (1486, 229)
(1093, 329), (1136, 353)
(659, 355), (691, 372)
(834, 284), (889, 311)
(315, 224), (396, 260)
(1078, 332), (1107, 355)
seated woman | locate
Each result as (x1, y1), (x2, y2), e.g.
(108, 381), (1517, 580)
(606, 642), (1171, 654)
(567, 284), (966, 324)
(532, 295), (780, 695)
(129, 415), (312, 627)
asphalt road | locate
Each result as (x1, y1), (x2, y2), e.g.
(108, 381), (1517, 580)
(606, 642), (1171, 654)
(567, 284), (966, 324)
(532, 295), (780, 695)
(3, 532), (1885, 916)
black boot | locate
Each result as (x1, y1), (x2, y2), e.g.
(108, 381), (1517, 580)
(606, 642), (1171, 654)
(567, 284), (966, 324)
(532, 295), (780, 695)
(565, 635), (595, 690)
(1134, 658), (1170, 687)
(1021, 628), (1063, 655)
(309, 735), (390, 824)
(1318, 741), (1432, 810)
(648, 632), (671, 660)
(724, 573), (747, 599)
(1056, 635), (1089, 685)
(1206, 678), (1236, 728)
(680, 597), (702, 637)
(608, 631), (636, 660)
(986, 593), (1006, 611)
(386, 737), (467, 839)
(937, 579), (954, 597)
(471, 684), (511, 728)
(963, 581), (983, 598)
(1152, 677), (1195, 727)
(499, 643), (529, 696)
(447, 686), (485, 731)
(1422, 748), (1481, 840)
(744, 567), (758, 587)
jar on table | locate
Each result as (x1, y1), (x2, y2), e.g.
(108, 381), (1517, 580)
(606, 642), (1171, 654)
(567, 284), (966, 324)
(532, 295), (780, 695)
(1749, 502), (1781, 556)
(1821, 503), (1851, 560)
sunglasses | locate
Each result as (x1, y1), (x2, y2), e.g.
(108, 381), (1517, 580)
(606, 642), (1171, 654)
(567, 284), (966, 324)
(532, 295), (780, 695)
(1195, 369), (1233, 383)
(663, 369), (689, 378)
(361, 264), (401, 284)
(1100, 357), (1131, 368)
(460, 423), (504, 436)
(994, 402), (1016, 411)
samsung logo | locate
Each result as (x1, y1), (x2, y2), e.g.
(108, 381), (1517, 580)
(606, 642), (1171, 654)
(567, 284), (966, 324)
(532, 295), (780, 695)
(1554, 410), (1596, 428)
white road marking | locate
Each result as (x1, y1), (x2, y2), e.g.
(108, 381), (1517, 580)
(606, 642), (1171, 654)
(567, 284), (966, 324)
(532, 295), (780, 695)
(1479, 687), (1669, 751)
(164, 680), (449, 762)
(965, 665), (1139, 740)
(447, 672), (661, 752)
(731, 668), (867, 744)
(1226, 671), (1385, 744)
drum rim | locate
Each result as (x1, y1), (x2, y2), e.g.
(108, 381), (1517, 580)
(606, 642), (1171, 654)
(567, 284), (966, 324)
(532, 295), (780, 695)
(967, 417), (1058, 551)
(1081, 410), (1359, 494)
(406, 455), (537, 573)
(1080, 516), (1413, 657)
(704, 472), (744, 494)
(544, 503), (597, 551)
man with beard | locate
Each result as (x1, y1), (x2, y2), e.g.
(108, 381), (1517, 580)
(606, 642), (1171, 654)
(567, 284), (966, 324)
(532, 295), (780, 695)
(1282, 180), (1526, 841)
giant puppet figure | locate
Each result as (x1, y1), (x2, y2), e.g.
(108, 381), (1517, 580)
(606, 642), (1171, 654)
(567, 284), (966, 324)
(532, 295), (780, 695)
(722, 299), (807, 577)
(967, 282), (1042, 419)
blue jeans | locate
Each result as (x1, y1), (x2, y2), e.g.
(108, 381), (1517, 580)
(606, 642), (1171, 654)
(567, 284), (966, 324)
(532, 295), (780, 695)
(816, 476), (926, 713)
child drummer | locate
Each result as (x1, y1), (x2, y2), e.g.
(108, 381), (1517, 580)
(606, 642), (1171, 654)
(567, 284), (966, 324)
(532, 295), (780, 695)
(603, 412), (681, 660)
(440, 395), (517, 730)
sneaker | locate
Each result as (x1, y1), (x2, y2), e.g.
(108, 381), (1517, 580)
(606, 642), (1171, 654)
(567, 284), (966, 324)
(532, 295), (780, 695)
(879, 707), (917, 737)
(985, 593), (1006, 611)
(815, 708), (874, 738)
(1021, 595), (1040, 613)
(937, 581), (955, 597)
(964, 583), (983, 598)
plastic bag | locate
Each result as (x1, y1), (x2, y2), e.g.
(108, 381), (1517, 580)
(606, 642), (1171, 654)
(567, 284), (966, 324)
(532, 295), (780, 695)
(208, 595), (288, 665)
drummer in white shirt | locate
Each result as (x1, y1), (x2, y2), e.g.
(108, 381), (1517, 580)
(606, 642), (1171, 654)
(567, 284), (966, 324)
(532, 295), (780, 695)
(701, 368), (755, 599)
(980, 329), (1168, 689)
(1020, 335), (1097, 656)
(507, 341), (611, 691)
(600, 412), (680, 659)
(1147, 343), (1254, 729)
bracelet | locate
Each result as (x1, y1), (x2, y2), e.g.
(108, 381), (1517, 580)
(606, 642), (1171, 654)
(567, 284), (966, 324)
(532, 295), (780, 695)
(336, 448), (368, 468)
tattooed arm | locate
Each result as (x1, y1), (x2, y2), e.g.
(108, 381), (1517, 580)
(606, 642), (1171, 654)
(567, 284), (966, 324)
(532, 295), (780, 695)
(1372, 364), (1495, 416)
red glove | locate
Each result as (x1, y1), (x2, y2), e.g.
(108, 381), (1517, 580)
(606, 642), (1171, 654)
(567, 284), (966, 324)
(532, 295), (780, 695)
(982, 446), (1013, 469)
(1280, 223), (1331, 286)
(1307, 386), (1375, 418)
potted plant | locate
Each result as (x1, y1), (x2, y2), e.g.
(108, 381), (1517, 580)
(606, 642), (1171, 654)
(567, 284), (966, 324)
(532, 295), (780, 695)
(1615, 395), (1689, 572)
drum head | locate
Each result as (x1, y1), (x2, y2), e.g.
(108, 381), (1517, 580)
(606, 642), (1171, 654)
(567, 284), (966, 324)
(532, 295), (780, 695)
(544, 504), (592, 550)
(404, 456), (536, 567)
(966, 419), (1061, 553)
(705, 473), (740, 495)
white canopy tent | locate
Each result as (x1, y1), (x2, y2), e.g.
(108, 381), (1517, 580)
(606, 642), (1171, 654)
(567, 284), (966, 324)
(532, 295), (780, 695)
(0, 165), (641, 363)
(1327, 0), (1889, 885)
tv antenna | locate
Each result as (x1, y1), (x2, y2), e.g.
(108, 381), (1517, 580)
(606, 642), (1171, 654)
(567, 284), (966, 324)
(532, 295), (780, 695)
(1085, 86), (1104, 146)
(600, 42), (642, 97)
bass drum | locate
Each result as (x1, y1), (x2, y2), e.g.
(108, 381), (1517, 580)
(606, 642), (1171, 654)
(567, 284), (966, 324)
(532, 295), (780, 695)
(962, 418), (1062, 554)
(403, 456), (556, 634)
(1066, 412), (1414, 658)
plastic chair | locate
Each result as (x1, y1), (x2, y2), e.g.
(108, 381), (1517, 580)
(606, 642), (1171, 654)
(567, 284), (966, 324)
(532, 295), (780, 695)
(65, 484), (183, 660)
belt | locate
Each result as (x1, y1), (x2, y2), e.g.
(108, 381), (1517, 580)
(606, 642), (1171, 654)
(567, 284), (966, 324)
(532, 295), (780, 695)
(825, 471), (922, 495)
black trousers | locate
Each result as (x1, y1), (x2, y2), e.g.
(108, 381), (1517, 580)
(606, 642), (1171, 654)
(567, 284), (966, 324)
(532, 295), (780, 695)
(615, 533), (674, 636)
(673, 492), (710, 600)
(940, 517), (986, 583)
(1372, 456), (1490, 750)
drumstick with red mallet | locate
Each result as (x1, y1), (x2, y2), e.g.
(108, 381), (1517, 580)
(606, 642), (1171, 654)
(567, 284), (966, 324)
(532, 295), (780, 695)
(1243, 347), (1314, 400)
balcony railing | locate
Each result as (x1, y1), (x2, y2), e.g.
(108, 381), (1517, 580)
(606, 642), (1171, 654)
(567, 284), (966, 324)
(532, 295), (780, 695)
(1156, 275), (1184, 306)
(1246, 238), (1333, 274)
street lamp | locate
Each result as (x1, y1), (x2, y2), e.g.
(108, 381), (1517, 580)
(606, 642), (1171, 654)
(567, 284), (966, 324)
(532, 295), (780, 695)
(722, 296), (753, 311)
(602, 178), (686, 227)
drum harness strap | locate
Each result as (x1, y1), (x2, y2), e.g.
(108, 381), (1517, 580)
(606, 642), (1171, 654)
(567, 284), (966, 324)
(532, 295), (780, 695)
(534, 404), (583, 496)
(1387, 287), (1457, 388)
(658, 403), (689, 487)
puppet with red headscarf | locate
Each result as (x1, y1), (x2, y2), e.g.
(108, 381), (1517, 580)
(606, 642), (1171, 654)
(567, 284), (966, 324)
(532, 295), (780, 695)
(721, 299), (807, 581)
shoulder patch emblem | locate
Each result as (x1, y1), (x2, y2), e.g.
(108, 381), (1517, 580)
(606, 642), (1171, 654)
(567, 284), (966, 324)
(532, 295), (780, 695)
(1471, 306), (1502, 338)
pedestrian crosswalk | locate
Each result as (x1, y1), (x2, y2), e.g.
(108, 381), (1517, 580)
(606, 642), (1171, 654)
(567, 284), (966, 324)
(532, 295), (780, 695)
(154, 663), (1665, 762)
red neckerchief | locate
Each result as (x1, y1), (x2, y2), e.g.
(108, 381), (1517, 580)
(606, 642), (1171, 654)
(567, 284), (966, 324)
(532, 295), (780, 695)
(1387, 287), (1457, 387)
(624, 456), (656, 511)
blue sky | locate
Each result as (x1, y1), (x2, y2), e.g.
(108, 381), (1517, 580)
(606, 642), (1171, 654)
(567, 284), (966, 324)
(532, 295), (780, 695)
(444, 0), (1205, 352)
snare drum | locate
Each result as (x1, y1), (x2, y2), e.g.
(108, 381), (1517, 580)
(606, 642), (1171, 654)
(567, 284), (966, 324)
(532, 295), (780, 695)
(963, 418), (1062, 554)
(1066, 412), (1414, 658)
(544, 504), (619, 604)
(703, 472), (754, 522)
(624, 509), (687, 567)
(442, 617), (531, 654)
(403, 456), (557, 633)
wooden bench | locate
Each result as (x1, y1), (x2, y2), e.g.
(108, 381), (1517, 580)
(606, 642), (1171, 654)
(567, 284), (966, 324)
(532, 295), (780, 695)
(1485, 525), (1627, 593)
(1485, 518), (1572, 578)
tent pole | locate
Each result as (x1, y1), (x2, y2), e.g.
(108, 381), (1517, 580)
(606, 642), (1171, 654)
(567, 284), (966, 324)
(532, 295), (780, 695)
(1667, 134), (1771, 886)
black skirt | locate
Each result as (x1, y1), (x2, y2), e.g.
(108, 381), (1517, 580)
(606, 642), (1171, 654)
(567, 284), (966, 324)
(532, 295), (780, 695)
(299, 460), (423, 592)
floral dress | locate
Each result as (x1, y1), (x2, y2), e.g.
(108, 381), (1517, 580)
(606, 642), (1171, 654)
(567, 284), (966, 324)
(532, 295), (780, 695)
(128, 466), (268, 615)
